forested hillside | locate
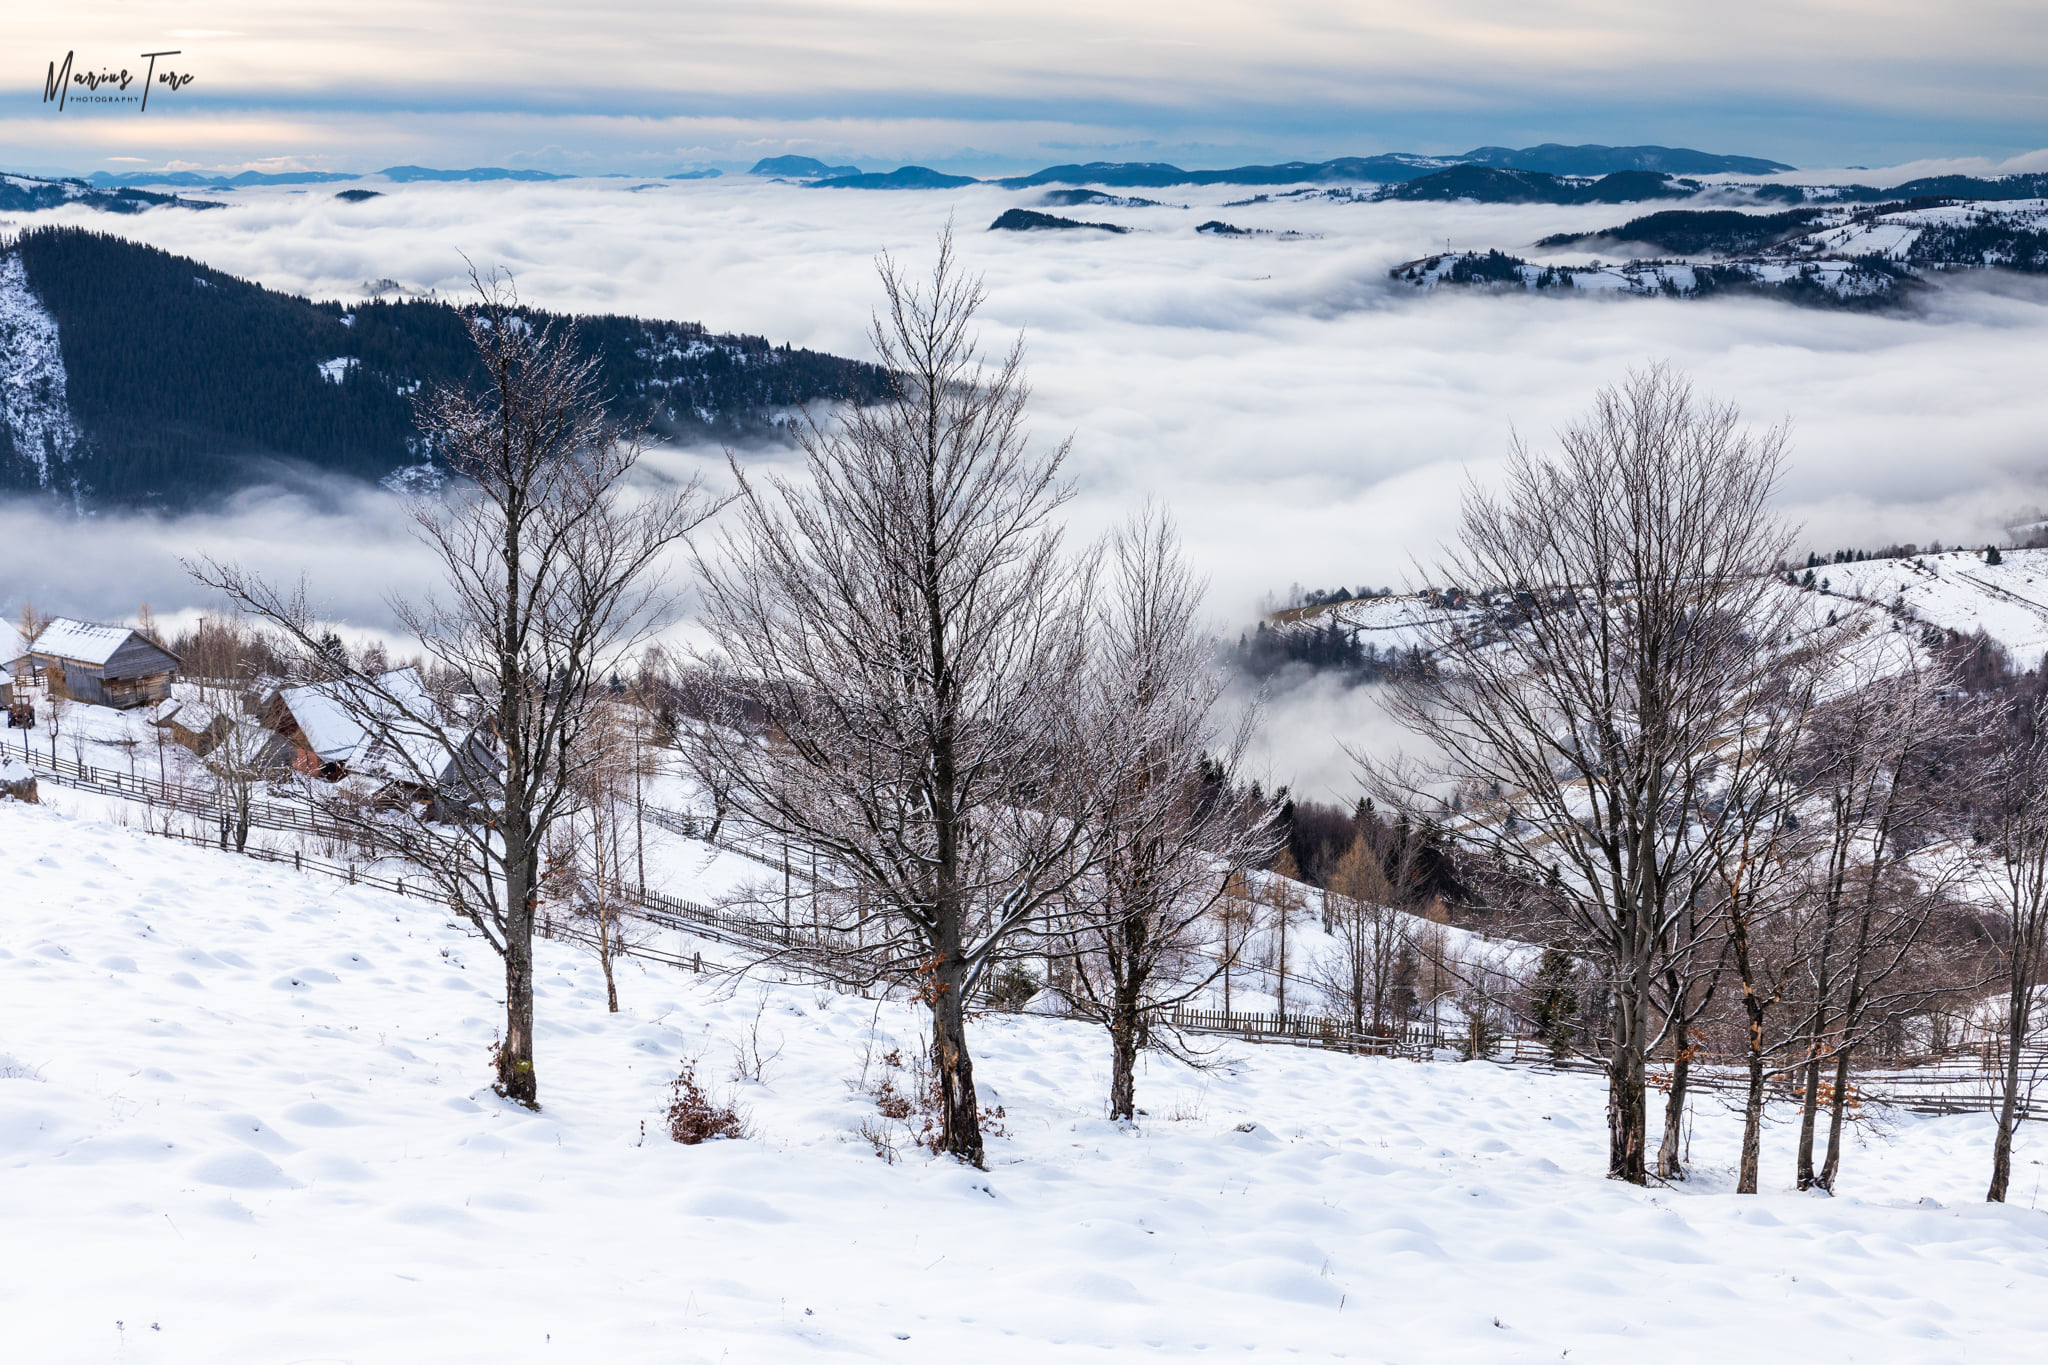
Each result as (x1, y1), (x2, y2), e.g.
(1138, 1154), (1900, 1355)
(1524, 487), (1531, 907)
(0, 229), (889, 506)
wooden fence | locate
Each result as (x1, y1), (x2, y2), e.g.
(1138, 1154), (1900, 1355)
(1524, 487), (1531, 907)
(25, 752), (2045, 1121)
(1169, 1005), (1446, 1059)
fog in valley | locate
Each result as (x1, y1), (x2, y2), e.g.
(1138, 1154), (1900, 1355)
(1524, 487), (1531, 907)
(7, 172), (2048, 796)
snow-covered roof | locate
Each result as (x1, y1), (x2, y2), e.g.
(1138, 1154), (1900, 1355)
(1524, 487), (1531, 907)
(0, 618), (25, 667)
(32, 618), (144, 667)
(154, 698), (223, 731)
(276, 668), (461, 780)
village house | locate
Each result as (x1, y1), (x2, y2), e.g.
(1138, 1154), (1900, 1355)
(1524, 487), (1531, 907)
(29, 619), (180, 710)
(260, 668), (497, 818)
(149, 697), (235, 758)
(1, 619), (26, 716)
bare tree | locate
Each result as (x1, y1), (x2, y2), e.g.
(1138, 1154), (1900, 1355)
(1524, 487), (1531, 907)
(1262, 855), (1310, 1017)
(1374, 364), (1797, 1184)
(1980, 692), (2048, 1203)
(1056, 511), (1277, 1120)
(1707, 708), (1817, 1195)
(1791, 659), (1977, 1190)
(679, 232), (1106, 1166)
(1214, 871), (1255, 1013)
(1314, 839), (1408, 1038)
(199, 270), (715, 1108)
(184, 612), (270, 854)
(541, 695), (641, 1012)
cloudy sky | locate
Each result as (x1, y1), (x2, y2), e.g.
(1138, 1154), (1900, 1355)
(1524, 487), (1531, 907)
(11, 2), (2048, 176)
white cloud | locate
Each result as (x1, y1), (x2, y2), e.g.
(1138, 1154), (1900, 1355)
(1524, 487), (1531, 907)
(8, 3), (2047, 170)
(6, 174), (2047, 783)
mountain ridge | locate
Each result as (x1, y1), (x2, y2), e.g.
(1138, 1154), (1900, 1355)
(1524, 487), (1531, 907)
(68, 143), (1799, 193)
(0, 230), (889, 508)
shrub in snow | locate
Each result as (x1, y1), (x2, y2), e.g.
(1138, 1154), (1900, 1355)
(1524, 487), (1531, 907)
(667, 1062), (750, 1144)
(0, 757), (36, 803)
(982, 964), (1041, 1012)
(859, 1047), (1005, 1158)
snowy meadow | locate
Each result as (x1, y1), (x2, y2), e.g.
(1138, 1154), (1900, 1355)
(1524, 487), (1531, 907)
(4, 798), (2045, 1363)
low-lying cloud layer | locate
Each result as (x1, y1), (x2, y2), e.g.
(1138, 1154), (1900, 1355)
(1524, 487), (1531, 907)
(5, 176), (2045, 791)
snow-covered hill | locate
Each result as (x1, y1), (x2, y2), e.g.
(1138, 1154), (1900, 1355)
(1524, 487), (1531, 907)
(4, 796), (2046, 1362)
(1282, 547), (2048, 670)
(0, 250), (84, 489)
(1396, 198), (2048, 306)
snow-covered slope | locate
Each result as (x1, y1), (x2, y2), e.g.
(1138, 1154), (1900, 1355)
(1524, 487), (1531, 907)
(4, 798), (2046, 1362)
(1282, 548), (2048, 671)
(1397, 198), (2048, 306)
(0, 249), (83, 488)
(1817, 546), (2048, 663)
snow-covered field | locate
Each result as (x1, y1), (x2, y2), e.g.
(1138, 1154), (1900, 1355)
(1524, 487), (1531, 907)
(1286, 546), (2048, 672)
(4, 796), (2046, 1363)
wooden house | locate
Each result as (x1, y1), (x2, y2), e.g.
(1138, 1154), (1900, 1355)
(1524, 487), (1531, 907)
(30, 619), (180, 710)
(0, 619), (26, 714)
(260, 668), (499, 817)
(149, 698), (234, 758)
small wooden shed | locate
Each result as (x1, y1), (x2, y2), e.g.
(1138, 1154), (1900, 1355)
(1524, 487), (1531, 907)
(31, 619), (180, 710)
(0, 619), (26, 713)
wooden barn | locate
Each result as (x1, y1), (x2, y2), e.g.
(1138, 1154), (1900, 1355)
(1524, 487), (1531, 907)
(1, 619), (26, 715)
(259, 667), (499, 819)
(30, 619), (180, 710)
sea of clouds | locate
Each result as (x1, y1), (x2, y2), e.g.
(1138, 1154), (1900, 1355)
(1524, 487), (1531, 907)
(4, 173), (2046, 794)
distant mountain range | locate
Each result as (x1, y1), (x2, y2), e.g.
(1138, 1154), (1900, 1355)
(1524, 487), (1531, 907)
(2, 172), (223, 214)
(1374, 167), (1703, 205)
(800, 144), (1797, 190)
(0, 230), (887, 509)
(748, 156), (860, 178)
(63, 144), (1795, 194)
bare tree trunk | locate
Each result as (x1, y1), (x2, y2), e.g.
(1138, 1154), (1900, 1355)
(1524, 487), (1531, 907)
(1608, 1051), (1648, 1184)
(1739, 1044), (1767, 1194)
(1657, 1029), (1691, 1181)
(1818, 1042), (1854, 1191)
(1609, 961), (1650, 1183)
(1988, 983), (2031, 1202)
(498, 830), (539, 1106)
(930, 955), (983, 1166)
(1795, 1032), (1826, 1191)
(1108, 992), (1143, 1122)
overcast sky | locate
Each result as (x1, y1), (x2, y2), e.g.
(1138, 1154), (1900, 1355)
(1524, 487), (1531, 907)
(11, 2), (2048, 176)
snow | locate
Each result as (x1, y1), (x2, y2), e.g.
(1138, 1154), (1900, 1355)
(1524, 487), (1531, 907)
(31, 617), (142, 668)
(316, 356), (358, 383)
(0, 249), (85, 487)
(1279, 549), (2048, 678)
(273, 667), (451, 777)
(4, 797), (2047, 1362)
(1820, 547), (2048, 662)
(0, 617), (25, 669)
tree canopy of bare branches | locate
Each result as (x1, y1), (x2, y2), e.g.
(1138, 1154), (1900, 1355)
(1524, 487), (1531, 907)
(198, 269), (716, 1108)
(1057, 510), (1278, 1121)
(1374, 363), (1799, 1184)
(1979, 692), (2048, 1202)
(680, 232), (1106, 1166)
